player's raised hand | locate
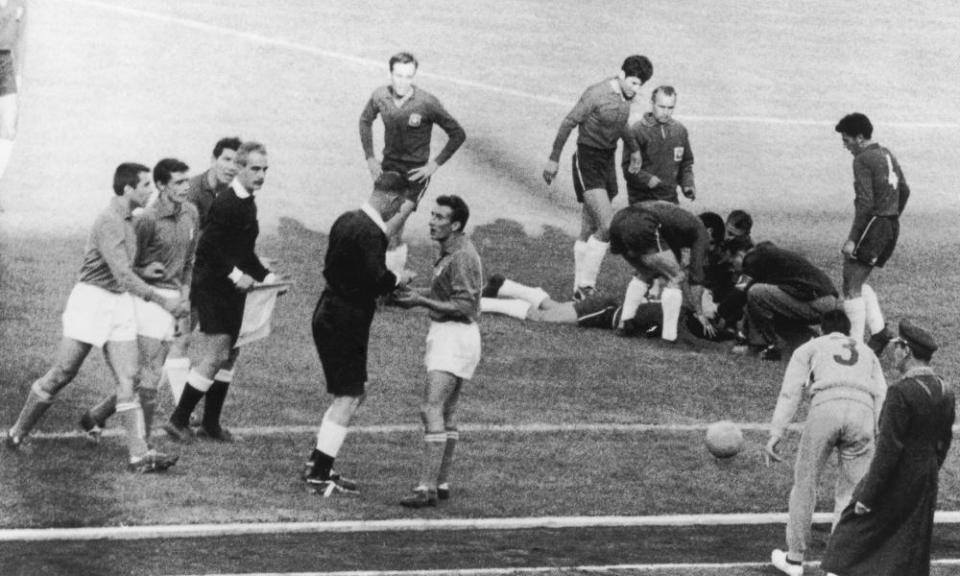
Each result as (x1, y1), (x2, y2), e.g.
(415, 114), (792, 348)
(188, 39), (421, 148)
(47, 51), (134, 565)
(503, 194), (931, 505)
(763, 436), (783, 466)
(854, 501), (871, 515)
(542, 160), (559, 185)
(367, 157), (383, 180)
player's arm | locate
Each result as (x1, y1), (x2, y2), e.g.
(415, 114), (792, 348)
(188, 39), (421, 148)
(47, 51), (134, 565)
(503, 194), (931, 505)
(359, 230), (401, 296)
(893, 155), (910, 214)
(765, 344), (812, 464)
(180, 207), (201, 297)
(96, 216), (181, 314)
(936, 388), (955, 468)
(847, 155), (876, 244)
(544, 88), (592, 183)
(679, 128), (695, 199)
(359, 93), (382, 179)
(430, 97), (466, 167)
(131, 214), (163, 281)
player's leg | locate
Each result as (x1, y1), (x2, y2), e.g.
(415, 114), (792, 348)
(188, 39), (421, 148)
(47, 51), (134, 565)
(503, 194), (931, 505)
(619, 275), (652, 327)
(833, 403), (876, 529)
(860, 284), (892, 354)
(6, 337), (92, 447)
(165, 332), (232, 441)
(436, 380), (464, 500)
(639, 251), (684, 341)
(841, 258), (872, 342)
(161, 314), (195, 405)
(402, 370), (459, 508)
(779, 409), (838, 571)
(198, 346), (240, 440)
(578, 188), (614, 298)
(745, 285), (820, 359)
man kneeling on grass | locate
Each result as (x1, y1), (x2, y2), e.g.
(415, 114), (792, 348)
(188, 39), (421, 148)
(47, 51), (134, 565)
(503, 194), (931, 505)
(393, 194), (482, 508)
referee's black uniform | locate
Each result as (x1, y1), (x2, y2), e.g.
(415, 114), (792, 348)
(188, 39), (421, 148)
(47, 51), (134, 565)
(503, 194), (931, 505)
(312, 204), (398, 396)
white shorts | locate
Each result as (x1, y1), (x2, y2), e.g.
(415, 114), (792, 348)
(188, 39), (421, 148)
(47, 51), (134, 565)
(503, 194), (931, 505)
(424, 321), (481, 380)
(134, 288), (179, 341)
(62, 283), (137, 347)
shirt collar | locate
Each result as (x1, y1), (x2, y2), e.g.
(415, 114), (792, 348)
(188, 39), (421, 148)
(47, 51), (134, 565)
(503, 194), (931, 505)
(389, 85), (416, 106)
(231, 178), (251, 199)
(153, 193), (181, 218)
(361, 202), (388, 234)
(903, 366), (936, 379)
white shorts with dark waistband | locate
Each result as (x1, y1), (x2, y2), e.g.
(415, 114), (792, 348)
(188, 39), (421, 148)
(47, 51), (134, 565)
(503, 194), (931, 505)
(62, 283), (137, 346)
(134, 287), (180, 341)
(425, 321), (481, 380)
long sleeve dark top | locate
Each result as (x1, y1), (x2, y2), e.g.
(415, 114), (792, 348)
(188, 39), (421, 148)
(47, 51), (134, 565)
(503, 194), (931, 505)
(323, 209), (398, 308)
(742, 242), (837, 301)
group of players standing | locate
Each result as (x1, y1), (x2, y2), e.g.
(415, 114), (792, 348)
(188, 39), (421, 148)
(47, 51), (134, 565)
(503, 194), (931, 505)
(1, 41), (956, 573)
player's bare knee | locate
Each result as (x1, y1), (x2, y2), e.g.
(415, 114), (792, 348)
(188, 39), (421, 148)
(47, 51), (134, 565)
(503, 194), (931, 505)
(420, 403), (445, 431)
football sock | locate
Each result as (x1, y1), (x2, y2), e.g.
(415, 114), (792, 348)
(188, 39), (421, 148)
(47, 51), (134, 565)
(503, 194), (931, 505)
(117, 401), (149, 460)
(0, 139), (12, 182)
(580, 236), (609, 289)
(843, 297), (867, 342)
(138, 388), (158, 439)
(419, 432), (447, 490)
(619, 277), (650, 326)
(481, 297), (531, 319)
(88, 394), (118, 427)
(10, 382), (54, 438)
(573, 240), (588, 291)
(163, 357), (190, 404)
(437, 430), (459, 486)
(497, 279), (549, 307)
(202, 380), (230, 431)
(169, 371), (212, 427)
(313, 415), (348, 479)
(660, 287), (683, 341)
(860, 284), (885, 335)
(385, 243), (409, 277)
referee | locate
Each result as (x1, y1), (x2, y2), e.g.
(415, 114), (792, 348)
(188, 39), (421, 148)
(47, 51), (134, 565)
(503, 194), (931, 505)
(302, 171), (414, 497)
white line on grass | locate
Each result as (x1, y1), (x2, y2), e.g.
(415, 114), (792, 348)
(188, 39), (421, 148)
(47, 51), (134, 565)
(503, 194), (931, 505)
(64, 0), (960, 130)
(31, 421), (960, 441)
(6, 512), (960, 541)
(170, 559), (960, 576)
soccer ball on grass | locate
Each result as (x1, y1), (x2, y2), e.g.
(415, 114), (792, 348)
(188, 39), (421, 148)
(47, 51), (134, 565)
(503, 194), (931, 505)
(705, 420), (744, 459)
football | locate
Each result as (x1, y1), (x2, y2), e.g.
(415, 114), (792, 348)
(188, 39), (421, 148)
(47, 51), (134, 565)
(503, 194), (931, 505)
(705, 420), (744, 459)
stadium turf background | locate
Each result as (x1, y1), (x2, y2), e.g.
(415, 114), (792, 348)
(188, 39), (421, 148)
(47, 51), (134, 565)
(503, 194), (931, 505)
(1, 0), (959, 574)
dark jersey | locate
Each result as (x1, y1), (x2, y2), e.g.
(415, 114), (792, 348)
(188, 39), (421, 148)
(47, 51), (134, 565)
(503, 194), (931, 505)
(549, 78), (631, 160)
(849, 143), (910, 242)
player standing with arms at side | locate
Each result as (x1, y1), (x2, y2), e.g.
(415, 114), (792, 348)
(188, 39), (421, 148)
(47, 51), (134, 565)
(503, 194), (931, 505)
(394, 195), (482, 508)
(835, 113), (908, 352)
(359, 52), (466, 278)
(302, 172), (414, 497)
(164, 141), (278, 443)
(764, 310), (886, 576)
(5, 163), (184, 472)
(0, 0), (25, 190)
(542, 55), (653, 300)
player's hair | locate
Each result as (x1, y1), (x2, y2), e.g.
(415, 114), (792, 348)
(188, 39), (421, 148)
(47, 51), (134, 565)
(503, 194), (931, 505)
(389, 51), (418, 72)
(820, 309), (851, 336)
(726, 210), (753, 235)
(153, 158), (190, 186)
(235, 141), (267, 167)
(621, 55), (653, 83)
(724, 235), (754, 256)
(212, 137), (243, 159)
(651, 85), (676, 100)
(835, 113), (873, 140)
(113, 162), (151, 196)
(436, 194), (470, 230)
(698, 212), (725, 247)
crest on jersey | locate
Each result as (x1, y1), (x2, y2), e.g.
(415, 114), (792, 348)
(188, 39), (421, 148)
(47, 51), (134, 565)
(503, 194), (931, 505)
(408, 113), (422, 127)
(673, 147), (684, 162)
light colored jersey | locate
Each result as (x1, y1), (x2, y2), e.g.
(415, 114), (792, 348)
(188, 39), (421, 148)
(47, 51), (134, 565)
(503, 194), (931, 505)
(770, 332), (886, 438)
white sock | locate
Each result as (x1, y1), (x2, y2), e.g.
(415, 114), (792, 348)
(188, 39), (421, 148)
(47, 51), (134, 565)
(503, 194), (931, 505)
(619, 277), (650, 325)
(0, 139), (13, 181)
(385, 244), (408, 278)
(660, 287), (683, 341)
(481, 297), (532, 319)
(214, 368), (234, 383)
(580, 236), (609, 289)
(573, 240), (588, 291)
(843, 297), (867, 342)
(316, 415), (348, 457)
(498, 279), (549, 307)
(187, 370), (215, 393)
(860, 284), (885, 335)
(164, 357), (190, 404)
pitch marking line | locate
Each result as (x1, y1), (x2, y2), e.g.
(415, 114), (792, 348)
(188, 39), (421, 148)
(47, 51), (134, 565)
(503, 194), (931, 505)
(174, 560), (960, 576)
(30, 421), (960, 441)
(6, 512), (960, 541)
(65, 0), (960, 130)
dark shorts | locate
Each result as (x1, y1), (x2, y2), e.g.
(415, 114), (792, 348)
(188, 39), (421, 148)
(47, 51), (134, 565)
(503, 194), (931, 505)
(193, 287), (246, 343)
(382, 158), (431, 208)
(0, 52), (15, 97)
(311, 291), (375, 397)
(573, 294), (621, 329)
(572, 144), (618, 203)
(611, 209), (666, 255)
(852, 216), (899, 268)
